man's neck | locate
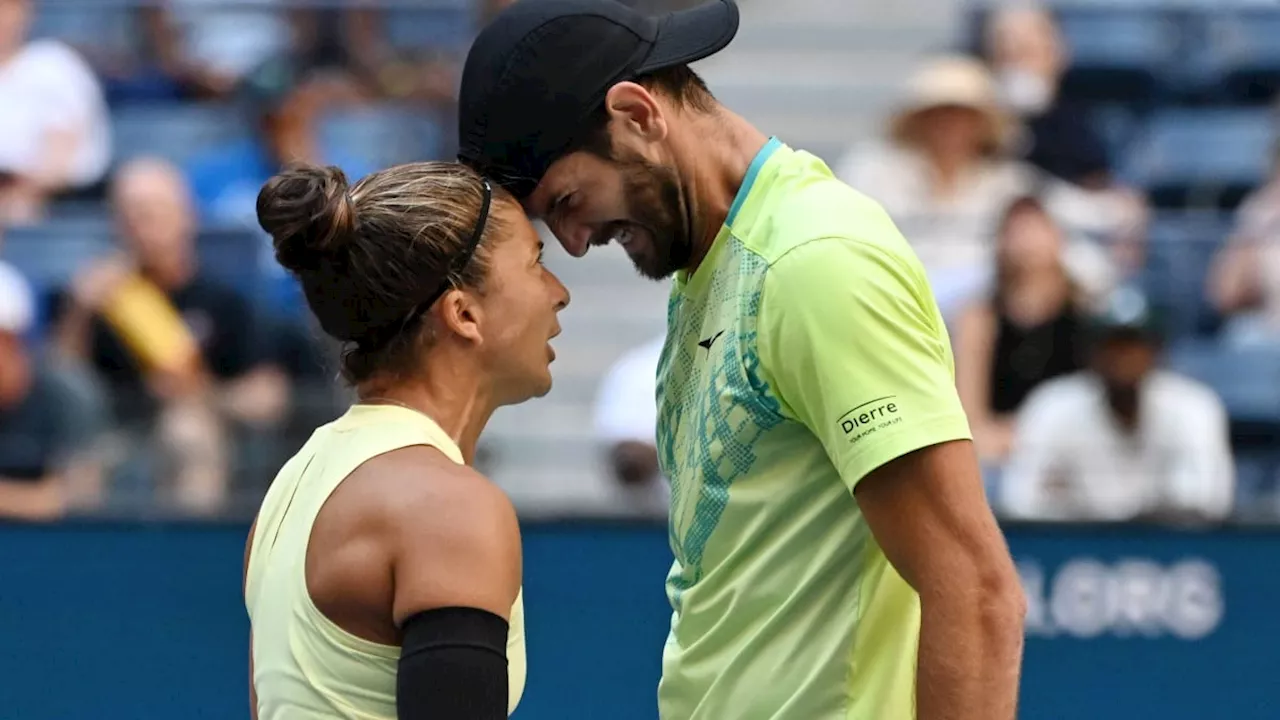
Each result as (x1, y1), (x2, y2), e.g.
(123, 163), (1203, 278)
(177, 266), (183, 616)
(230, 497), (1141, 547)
(674, 109), (770, 275)
(1103, 382), (1142, 433)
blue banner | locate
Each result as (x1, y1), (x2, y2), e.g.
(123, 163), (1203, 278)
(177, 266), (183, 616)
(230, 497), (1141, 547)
(0, 522), (1275, 719)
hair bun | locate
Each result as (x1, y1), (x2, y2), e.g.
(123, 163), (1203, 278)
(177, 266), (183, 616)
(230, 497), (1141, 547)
(257, 164), (357, 275)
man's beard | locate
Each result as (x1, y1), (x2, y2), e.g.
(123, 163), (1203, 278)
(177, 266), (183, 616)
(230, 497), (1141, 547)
(608, 155), (691, 281)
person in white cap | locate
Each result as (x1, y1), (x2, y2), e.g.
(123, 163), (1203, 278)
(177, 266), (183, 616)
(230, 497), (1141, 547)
(593, 334), (670, 517)
(0, 260), (104, 520)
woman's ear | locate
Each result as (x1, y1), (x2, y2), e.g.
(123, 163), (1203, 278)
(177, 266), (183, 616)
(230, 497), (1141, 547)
(436, 288), (484, 345)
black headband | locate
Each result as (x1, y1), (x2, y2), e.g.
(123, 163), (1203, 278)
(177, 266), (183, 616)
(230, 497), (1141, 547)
(362, 177), (493, 351)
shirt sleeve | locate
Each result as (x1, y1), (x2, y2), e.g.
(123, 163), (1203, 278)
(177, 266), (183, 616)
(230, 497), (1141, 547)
(756, 236), (972, 492)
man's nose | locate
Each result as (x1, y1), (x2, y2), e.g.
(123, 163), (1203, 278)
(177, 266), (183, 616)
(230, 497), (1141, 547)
(558, 224), (593, 258)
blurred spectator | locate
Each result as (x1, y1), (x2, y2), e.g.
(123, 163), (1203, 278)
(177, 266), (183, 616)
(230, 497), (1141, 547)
(955, 197), (1086, 464)
(1208, 140), (1280, 345)
(480, 0), (519, 25)
(984, 5), (1111, 190)
(0, 260), (105, 521)
(185, 59), (373, 319)
(187, 59), (371, 232)
(143, 0), (295, 100)
(344, 6), (461, 108)
(53, 158), (289, 514)
(1001, 287), (1234, 524)
(0, 0), (111, 224)
(185, 58), (371, 317)
(593, 336), (669, 518)
(836, 55), (1139, 319)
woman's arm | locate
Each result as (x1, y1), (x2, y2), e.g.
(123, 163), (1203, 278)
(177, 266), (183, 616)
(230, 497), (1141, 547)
(388, 456), (522, 720)
(954, 302), (1009, 461)
(1208, 239), (1263, 314)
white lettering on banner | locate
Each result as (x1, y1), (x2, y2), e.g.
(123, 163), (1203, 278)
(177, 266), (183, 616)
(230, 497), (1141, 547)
(1017, 558), (1223, 640)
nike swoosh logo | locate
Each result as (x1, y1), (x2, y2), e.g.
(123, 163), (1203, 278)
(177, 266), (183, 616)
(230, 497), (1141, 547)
(698, 330), (725, 351)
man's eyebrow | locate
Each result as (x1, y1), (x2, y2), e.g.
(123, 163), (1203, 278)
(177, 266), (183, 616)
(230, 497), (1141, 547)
(541, 193), (568, 224)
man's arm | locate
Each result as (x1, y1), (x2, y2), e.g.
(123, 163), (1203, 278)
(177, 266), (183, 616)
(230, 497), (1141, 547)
(856, 442), (1025, 720)
(757, 231), (1024, 720)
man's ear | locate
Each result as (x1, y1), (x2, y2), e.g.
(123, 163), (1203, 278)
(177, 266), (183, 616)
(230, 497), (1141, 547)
(603, 81), (669, 145)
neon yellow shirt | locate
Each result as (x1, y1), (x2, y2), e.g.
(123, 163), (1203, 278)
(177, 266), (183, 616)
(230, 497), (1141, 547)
(656, 138), (971, 719)
(246, 404), (526, 719)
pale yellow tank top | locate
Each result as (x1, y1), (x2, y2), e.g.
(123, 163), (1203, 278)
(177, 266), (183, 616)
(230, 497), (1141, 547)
(245, 404), (527, 719)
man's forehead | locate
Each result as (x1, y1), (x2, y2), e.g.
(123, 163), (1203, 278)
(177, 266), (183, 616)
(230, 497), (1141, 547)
(522, 157), (582, 217)
(522, 180), (554, 218)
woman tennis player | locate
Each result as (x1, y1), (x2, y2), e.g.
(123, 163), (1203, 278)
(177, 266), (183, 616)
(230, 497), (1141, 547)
(243, 161), (569, 719)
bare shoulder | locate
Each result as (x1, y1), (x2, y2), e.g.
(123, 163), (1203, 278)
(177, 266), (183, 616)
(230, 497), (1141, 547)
(362, 445), (519, 544)
(355, 446), (522, 626)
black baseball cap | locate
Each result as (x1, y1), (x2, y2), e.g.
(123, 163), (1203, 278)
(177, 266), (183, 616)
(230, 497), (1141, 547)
(458, 0), (740, 198)
(1089, 285), (1164, 343)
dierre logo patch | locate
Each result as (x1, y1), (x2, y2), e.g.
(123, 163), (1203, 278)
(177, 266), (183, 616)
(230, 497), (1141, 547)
(838, 396), (902, 445)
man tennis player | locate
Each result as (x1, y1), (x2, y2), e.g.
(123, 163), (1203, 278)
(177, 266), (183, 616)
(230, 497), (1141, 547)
(458, 1), (1027, 718)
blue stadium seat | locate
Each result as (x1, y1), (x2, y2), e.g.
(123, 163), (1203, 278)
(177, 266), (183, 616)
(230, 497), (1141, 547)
(1142, 211), (1230, 337)
(1121, 109), (1273, 209)
(1090, 104), (1141, 160)
(112, 104), (251, 167)
(1166, 340), (1280, 425)
(28, 5), (136, 58)
(383, 5), (478, 53)
(318, 107), (446, 169)
(0, 221), (114, 291)
(1056, 9), (1184, 105)
(1232, 450), (1279, 520)
(1203, 11), (1280, 105)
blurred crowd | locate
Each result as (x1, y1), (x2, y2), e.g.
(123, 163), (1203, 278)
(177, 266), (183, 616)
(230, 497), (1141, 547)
(0, 0), (516, 519)
(0, 0), (1278, 524)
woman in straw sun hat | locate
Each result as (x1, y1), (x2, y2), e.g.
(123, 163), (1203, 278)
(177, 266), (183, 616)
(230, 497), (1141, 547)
(837, 54), (1140, 322)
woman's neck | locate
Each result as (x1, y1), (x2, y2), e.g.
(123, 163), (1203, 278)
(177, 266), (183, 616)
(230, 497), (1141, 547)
(924, 148), (977, 199)
(358, 370), (497, 465)
(1001, 271), (1071, 326)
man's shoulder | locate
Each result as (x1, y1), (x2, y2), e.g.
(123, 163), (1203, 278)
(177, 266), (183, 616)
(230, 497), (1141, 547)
(15, 39), (75, 65)
(175, 275), (254, 335)
(745, 168), (908, 268)
(15, 39), (95, 81)
(1149, 371), (1226, 416)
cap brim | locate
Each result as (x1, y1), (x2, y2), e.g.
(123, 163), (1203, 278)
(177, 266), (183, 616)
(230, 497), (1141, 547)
(636, 0), (740, 74)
